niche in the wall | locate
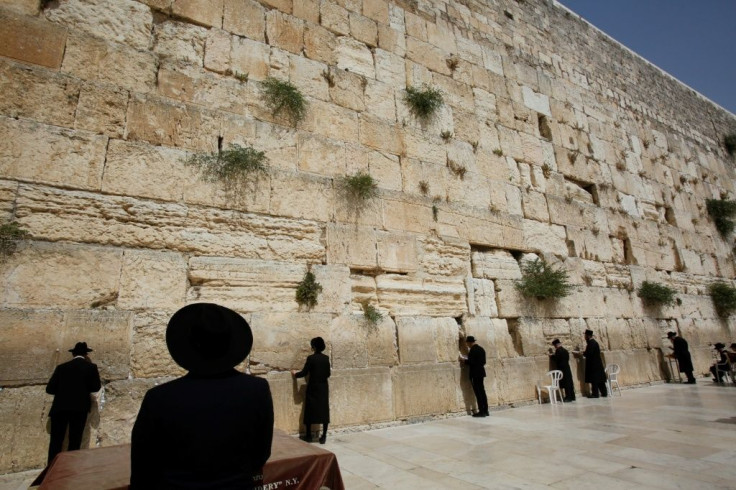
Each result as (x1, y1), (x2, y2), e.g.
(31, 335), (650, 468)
(506, 318), (524, 356)
(537, 114), (553, 141)
(564, 176), (599, 206)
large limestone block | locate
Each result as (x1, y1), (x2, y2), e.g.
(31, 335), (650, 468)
(118, 250), (187, 309)
(76, 83), (129, 138)
(405, 37), (451, 77)
(131, 310), (185, 378)
(98, 378), (170, 447)
(249, 312), (333, 372)
(289, 55), (329, 102)
(495, 279), (599, 319)
(326, 224), (377, 270)
(376, 274), (467, 317)
(471, 249), (521, 280)
(304, 23), (337, 65)
(602, 349), (662, 386)
(0, 62), (80, 128)
(266, 9), (304, 55)
(102, 140), (192, 202)
(364, 149), (401, 192)
(301, 98), (360, 144)
(521, 86), (551, 116)
(350, 12), (378, 47)
(0, 385), (50, 472)
(364, 79), (397, 120)
(359, 115), (403, 155)
(335, 36), (375, 79)
(61, 310), (133, 381)
(269, 171), (333, 223)
(329, 314), (398, 369)
(327, 67), (366, 111)
(61, 33), (157, 93)
(417, 235), (470, 277)
(266, 371), (301, 433)
(297, 132), (346, 177)
(466, 278), (498, 317)
(1, 0), (39, 15)
(566, 226), (614, 262)
(224, 0), (266, 41)
(293, 0), (319, 23)
(0, 9), (66, 68)
(46, 0), (153, 51)
(507, 317), (570, 357)
(0, 242), (122, 309)
(0, 309), (64, 385)
(125, 95), (220, 152)
(604, 317), (636, 350)
(496, 356), (550, 404)
(320, 0), (349, 36)
(0, 116), (107, 191)
(230, 37), (270, 81)
(329, 367), (394, 425)
(376, 231), (418, 273)
(463, 316), (517, 359)
(373, 48), (404, 86)
(172, 0), (224, 27)
(450, 210), (524, 251)
(522, 219), (567, 257)
(395, 316), (459, 364)
(153, 20), (208, 64)
(15, 185), (325, 261)
(392, 363), (459, 418)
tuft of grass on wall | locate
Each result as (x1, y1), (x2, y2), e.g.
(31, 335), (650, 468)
(515, 258), (572, 300)
(260, 77), (307, 125)
(295, 270), (323, 310)
(724, 134), (736, 157)
(361, 300), (383, 326)
(404, 85), (444, 122)
(706, 198), (736, 237)
(339, 172), (379, 203)
(186, 144), (269, 193)
(709, 282), (736, 317)
(0, 221), (29, 261)
(637, 281), (676, 306)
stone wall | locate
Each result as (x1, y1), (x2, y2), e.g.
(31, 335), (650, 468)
(1, 0), (735, 473)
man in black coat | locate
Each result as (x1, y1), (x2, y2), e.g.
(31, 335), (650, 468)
(45, 341), (102, 464)
(550, 339), (575, 401)
(460, 336), (488, 417)
(292, 336), (331, 444)
(667, 331), (695, 384)
(130, 303), (274, 490)
(583, 329), (608, 398)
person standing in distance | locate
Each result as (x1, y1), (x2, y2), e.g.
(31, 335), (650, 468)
(291, 337), (331, 444)
(459, 336), (489, 417)
(550, 339), (576, 401)
(45, 342), (102, 464)
(582, 329), (608, 398)
(666, 331), (696, 384)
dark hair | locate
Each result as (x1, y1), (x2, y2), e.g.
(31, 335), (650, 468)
(310, 336), (326, 353)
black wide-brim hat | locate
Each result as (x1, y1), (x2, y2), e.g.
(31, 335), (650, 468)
(166, 303), (253, 375)
(69, 342), (93, 355)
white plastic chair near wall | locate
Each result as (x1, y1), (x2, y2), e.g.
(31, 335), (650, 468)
(606, 364), (621, 396)
(537, 370), (564, 404)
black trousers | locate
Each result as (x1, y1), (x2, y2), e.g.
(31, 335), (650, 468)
(561, 375), (576, 400)
(48, 410), (88, 464)
(590, 381), (608, 397)
(470, 377), (488, 414)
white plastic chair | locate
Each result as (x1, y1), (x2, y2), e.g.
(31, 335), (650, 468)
(606, 364), (621, 396)
(537, 370), (564, 404)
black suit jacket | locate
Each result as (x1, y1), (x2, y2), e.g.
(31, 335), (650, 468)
(46, 357), (102, 415)
(130, 369), (274, 489)
(672, 336), (694, 372)
(465, 344), (486, 380)
(583, 338), (606, 383)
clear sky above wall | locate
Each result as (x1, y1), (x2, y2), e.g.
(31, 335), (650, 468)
(558, 0), (736, 116)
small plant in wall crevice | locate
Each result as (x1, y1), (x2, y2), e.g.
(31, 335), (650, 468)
(706, 198), (736, 237)
(339, 172), (379, 203)
(709, 282), (736, 317)
(637, 281), (676, 306)
(404, 84), (444, 122)
(724, 134), (736, 157)
(361, 300), (383, 326)
(260, 77), (307, 125)
(0, 221), (29, 261)
(295, 269), (323, 310)
(185, 144), (269, 196)
(515, 258), (572, 300)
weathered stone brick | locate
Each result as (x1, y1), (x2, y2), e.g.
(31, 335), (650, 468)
(223, 0), (265, 41)
(75, 83), (129, 138)
(320, 0), (349, 36)
(172, 0), (223, 27)
(153, 20), (207, 65)
(266, 9), (304, 55)
(304, 23), (337, 64)
(0, 9), (66, 68)
(349, 12), (377, 47)
(292, 0), (319, 23)
(0, 309), (64, 385)
(230, 37), (270, 81)
(0, 0), (38, 15)
(363, 0), (389, 24)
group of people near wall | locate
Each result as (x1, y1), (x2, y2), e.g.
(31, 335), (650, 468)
(666, 331), (736, 384)
(39, 302), (736, 487)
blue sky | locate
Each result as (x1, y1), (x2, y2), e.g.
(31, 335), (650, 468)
(558, 1), (736, 115)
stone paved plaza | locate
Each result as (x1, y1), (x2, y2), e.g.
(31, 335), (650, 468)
(2, 381), (734, 489)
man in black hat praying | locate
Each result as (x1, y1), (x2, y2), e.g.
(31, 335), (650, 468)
(130, 303), (274, 489)
(459, 336), (489, 417)
(582, 329), (608, 398)
(666, 331), (695, 384)
(45, 341), (102, 464)
(550, 339), (575, 401)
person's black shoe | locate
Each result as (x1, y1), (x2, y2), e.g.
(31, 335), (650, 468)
(481, 412), (490, 417)
(319, 434), (326, 444)
(472, 412), (484, 417)
(563, 398), (575, 402)
(687, 380), (696, 384)
(299, 434), (313, 443)
(586, 395), (600, 398)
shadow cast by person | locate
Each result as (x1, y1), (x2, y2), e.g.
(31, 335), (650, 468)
(459, 363), (476, 414)
(291, 376), (308, 437)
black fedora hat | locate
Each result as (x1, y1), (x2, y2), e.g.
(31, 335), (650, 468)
(69, 342), (93, 355)
(584, 329), (594, 336)
(166, 303), (253, 375)
(465, 336), (476, 343)
(552, 338), (561, 346)
(714, 342), (726, 350)
(666, 331), (677, 339)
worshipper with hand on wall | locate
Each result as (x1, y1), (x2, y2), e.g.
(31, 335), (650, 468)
(549, 339), (576, 402)
(459, 335), (489, 417)
(45, 342), (102, 464)
(710, 343), (731, 383)
(666, 331), (696, 384)
(580, 329), (608, 398)
(130, 303), (274, 489)
(291, 336), (331, 444)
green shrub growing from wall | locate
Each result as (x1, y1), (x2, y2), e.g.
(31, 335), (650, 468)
(361, 300), (383, 326)
(705, 198), (736, 237)
(0, 221), (29, 261)
(186, 144), (268, 196)
(295, 270), (322, 310)
(515, 258), (572, 299)
(637, 281), (676, 306)
(709, 282), (736, 317)
(404, 85), (444, 122)
(724, 134), (736, 157)
(260, 77), (307, 125)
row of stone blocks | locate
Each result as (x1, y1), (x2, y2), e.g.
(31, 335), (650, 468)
(3, 346), (699, 473)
